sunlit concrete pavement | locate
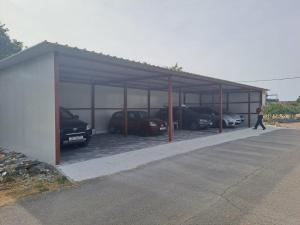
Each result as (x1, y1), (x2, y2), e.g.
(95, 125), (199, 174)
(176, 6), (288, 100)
(1, 128), (300, 225)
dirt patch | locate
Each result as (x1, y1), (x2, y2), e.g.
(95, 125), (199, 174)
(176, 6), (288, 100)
(276, 122), (300, 128)
(0, 149), (73, 207)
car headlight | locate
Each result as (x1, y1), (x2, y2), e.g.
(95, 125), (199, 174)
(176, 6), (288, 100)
(86, 124), (91, 130)
(149, 121), (157, 127)
(199, 119), (208, 123)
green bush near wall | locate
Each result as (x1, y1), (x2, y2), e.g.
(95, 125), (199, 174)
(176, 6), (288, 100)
(263, 101), (300, 122)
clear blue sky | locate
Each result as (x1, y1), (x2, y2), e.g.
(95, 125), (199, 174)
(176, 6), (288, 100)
(1, 0), (299, 100)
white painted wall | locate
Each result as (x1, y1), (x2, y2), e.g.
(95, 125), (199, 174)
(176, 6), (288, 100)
(94, 85), (123, 133)
(95, 85), (123, 108)
(59, 83), (183, 133)
(128, 88), (147, 108)
(185, 93), (199, 106)
(150, 90), (167, 108)
(59, 82), (92, 125)
(0, 53), (56, 164)
(60, 83), (91, 108)
(227, 92), (261, 126)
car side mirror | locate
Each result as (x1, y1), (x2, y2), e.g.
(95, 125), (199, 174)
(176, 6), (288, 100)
(74, 115), (79, 119)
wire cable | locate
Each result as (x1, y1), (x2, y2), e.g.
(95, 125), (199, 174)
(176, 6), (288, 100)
(238, 76), (300, 83)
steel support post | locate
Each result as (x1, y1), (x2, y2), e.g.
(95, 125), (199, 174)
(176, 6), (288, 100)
(168, 76), (174, 142)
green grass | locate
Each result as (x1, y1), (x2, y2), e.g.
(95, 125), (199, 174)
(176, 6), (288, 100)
(55, 176), (68, 185)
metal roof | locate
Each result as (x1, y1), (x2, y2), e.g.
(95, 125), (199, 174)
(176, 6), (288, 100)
(0, 41), (266, 93)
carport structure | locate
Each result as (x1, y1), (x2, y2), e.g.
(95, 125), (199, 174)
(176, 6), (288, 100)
(0, 41), (266, 165)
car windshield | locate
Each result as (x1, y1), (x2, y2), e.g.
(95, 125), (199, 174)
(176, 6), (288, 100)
(185, 108), (206, 118)
(137, 111), (148, 119)
(194, 107), (219, 115)
(212, 110), (219, 115)
(60, 109), (74, 119)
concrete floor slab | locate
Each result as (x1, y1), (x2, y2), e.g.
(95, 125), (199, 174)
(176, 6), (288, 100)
(61, 128), (221, 164)
(58, 126), (279, 181)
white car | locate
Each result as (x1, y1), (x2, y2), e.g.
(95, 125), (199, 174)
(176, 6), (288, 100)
(227, 113), (242, 125)
(222, 114), (238, 127)
(189, 107), (242, 128)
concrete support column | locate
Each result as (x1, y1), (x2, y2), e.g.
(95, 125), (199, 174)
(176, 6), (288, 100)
(219, 85), (223, 133)
(91, 84), (95, 130)
(123, 84), (128, 136)
(179, 88), (182, 129)
(248, 91), (251, 127)
(147, 88), (151, 119)
(168, 76), (174, 142)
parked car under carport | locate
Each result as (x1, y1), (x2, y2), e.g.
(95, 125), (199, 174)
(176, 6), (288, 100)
(60, 108), (92, 146)
(189, 107), (243, 128)
(108, 111), (167, 136)
(156, 107), (213, 130)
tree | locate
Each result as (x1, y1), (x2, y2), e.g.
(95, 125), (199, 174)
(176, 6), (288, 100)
(0, 23), (23, 60)
(297, 96), (300, 104)
(168, 63), (183, 72)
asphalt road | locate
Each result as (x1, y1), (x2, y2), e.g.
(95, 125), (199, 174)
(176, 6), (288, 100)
(1, 128), (300, 225)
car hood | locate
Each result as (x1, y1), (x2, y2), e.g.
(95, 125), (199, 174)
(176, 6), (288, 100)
(223, 114), (235, 120)
(227, 114), (242, 120)
(61, 119), (87, 129)
(196, 114), (213, 120)
(145, 118), (164, 124)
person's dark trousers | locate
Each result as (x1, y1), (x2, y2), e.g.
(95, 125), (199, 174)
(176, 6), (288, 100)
(254, 115), (266, 129)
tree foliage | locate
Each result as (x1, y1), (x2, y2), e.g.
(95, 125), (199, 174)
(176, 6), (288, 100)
(0, 23), (23, 60)
(168, 63), (183, 72)
(263, 101), (300, 119)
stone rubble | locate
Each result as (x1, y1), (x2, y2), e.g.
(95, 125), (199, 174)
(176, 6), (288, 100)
(0, 148), (60, 183)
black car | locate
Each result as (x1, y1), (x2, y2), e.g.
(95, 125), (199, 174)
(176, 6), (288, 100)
(60, 108), (92, 146)
(108, 111), (166, 136)
(189, 106), (219, 127)
(155, 107), (213, 130)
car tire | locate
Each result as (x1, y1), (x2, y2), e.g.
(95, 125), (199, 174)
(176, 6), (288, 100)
(109, 126), (118, 134)
(78, 138), (90, 147)
(140, 130), (148, 137)
(190, 121), (199, 130)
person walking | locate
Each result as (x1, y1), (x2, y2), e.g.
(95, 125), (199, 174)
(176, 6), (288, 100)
(254, 106), (266, 130)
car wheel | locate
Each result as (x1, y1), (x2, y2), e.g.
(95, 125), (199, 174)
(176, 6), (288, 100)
(140, 130), (148, 137)
(78, 138), (90, 147)
(109, 126), (117, 134)
(190, 121), (199, 130)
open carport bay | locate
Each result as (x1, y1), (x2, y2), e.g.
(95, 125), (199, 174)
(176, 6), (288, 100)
(61, 128), (241, 164)
(59, 78), (262, 165)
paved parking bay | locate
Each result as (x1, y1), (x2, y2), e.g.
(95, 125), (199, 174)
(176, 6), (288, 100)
(61, 128), (243, 164)
(59, 127), (277, 181)
(1, 128), (300, 225)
